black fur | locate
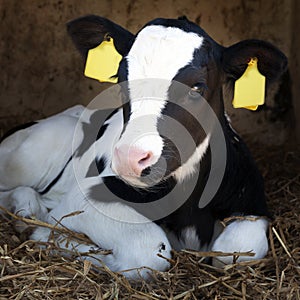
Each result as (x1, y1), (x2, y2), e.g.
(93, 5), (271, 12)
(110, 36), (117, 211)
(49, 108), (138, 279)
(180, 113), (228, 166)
(67, 15), (134, 59)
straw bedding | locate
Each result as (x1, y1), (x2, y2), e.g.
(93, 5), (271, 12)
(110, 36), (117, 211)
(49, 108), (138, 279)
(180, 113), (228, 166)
(0, 142), (299, 299)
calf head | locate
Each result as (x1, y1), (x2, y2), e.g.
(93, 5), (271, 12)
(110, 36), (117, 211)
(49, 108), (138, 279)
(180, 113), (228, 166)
(68, 15), (287, 188)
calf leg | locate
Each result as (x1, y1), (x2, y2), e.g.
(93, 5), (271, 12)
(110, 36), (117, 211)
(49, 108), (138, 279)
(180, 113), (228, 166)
(30, 199), (172, 280)
(211, 216), (269, 267)
(0, 187), (48, 232)
(31, 226), (111, 268)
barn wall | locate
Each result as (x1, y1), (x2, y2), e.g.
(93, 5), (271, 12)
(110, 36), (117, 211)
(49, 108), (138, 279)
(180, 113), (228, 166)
(0, 0), (295, 144)
(290, 0), (300, 143)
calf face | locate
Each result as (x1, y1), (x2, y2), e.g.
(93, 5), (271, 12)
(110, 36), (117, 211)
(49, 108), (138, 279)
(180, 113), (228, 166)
(68, 16), (287, 188)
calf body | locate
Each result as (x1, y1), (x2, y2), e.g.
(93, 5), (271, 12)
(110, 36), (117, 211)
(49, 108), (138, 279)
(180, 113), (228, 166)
(0, 106), (171, 279)
(0, 15), (287, 278)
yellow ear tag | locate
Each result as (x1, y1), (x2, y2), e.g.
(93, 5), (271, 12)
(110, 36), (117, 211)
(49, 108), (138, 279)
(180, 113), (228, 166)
(232, 58), (266, 111)
(84, 37), (122, 83)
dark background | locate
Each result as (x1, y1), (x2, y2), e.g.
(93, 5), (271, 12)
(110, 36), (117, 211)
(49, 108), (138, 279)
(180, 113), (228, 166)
(0, 0), (299, 145)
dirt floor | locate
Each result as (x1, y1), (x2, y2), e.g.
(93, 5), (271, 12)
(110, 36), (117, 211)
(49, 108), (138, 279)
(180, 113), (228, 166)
(0, 142), (299, 299)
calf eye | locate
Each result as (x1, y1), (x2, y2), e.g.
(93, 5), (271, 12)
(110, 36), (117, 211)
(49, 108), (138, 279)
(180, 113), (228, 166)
(189, 83), (207, 99)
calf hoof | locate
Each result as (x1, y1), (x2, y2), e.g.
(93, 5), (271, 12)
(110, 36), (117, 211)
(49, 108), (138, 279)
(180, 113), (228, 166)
(211, 217), (269, 267)
(97, 237), (172, 280)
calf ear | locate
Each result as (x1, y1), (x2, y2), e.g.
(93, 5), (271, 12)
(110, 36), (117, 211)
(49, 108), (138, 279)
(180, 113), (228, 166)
(67, 15), (134, 59)
(222, 39), (287, 82)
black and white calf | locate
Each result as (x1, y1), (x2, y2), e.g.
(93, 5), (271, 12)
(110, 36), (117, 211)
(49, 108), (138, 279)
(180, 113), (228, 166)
(0, 16), (287, 279)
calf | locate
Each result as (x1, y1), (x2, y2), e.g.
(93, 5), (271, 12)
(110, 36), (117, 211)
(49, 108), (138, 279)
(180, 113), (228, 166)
(0, 16), (287, 279)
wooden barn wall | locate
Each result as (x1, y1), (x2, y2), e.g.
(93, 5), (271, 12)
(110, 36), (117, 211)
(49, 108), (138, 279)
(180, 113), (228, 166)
(0, 0), (297, 144)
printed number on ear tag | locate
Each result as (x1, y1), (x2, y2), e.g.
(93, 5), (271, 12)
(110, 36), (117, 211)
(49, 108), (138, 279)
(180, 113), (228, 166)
(84, 37), (122, 83)
(232, 58), (266, 111)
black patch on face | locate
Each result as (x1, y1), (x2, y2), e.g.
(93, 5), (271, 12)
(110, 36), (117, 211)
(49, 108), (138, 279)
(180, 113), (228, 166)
(152, 42), (219, 175)
(116, 59), (132, 127)
(86, 156), (107, 177)
(136, 137), (180, 185)
(160, 137), (182, 177)
(170, 36), (223, 115)
(0, 121), (38, 143)
(121, 102), (131, 131)
(142, 136), (181, 182)
(157, 101), (207, 173)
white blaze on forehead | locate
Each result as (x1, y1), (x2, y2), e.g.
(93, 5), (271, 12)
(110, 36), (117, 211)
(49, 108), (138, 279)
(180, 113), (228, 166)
(117, 25), (204, 161)
(127, 25), (204, 81)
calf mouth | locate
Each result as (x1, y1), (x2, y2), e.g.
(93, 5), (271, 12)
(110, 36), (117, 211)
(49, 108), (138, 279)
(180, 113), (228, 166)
(114, 150), (182, 189)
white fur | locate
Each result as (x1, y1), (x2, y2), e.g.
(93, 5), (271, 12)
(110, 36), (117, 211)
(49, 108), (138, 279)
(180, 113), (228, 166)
(211, 217), (269, 267)
(127, 25), (203, 80)
(172, 134), (210, 183)
(0, 106), (84, 191)
(180, 226), (201, 250)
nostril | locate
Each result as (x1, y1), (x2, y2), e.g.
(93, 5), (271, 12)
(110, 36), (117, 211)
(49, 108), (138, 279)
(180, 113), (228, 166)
(138, 152), (153, 166)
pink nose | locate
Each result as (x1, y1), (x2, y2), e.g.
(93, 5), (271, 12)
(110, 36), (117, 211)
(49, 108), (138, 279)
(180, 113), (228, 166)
(113, 146), (154, 177)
